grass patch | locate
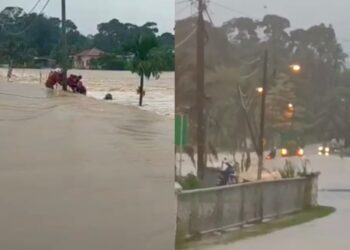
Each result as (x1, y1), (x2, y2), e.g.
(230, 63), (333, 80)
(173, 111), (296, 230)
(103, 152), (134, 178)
(176, 206), (335, 250)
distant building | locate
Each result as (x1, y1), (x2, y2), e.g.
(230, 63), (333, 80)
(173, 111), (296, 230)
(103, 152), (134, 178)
(73, 48), (105, 69)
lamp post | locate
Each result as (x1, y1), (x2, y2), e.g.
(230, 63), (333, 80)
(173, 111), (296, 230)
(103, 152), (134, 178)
(257, 54), (301, 180)
(257, 49), (268, 180)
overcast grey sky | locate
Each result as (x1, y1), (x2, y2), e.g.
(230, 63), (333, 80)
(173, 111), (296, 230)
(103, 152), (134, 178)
(176, 0), (350, 54)
(1, 0), (174, 34)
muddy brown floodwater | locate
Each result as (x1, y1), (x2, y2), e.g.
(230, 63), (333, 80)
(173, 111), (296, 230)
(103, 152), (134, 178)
(0, 82), (175, 250)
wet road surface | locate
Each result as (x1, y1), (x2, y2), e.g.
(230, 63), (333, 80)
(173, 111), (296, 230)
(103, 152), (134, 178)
(0, 83), (175, 250)
(205, 146), (350, 250)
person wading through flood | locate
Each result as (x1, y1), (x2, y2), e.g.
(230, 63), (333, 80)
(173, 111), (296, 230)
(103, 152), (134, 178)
(7, 65), (13, 82)
(45, 68), (63, 89)
(68, 75), (87, 95)
(45, 69), (87, 95)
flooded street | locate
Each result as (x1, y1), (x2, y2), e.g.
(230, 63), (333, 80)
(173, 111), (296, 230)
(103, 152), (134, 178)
(0, 68), (174, 117)
(0, 82), (175, 250)
(203, 147), (350, 250)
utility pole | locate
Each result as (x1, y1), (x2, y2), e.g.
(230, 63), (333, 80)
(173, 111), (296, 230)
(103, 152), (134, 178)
(61, 0), (68, 91)
(257, 49), (268, 180)
(196, 0), (206, 180)
(197, 0), (206, 179)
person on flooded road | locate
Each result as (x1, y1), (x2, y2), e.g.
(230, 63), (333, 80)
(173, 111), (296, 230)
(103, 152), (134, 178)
(7, 65), (13, 82)
(45, 68), (63, 89)
(67, 74), (87, 95)
(45, 69), (87, 95)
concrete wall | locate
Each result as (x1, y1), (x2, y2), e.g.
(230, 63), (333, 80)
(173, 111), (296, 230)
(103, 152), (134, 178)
(177, 175), (319, 236)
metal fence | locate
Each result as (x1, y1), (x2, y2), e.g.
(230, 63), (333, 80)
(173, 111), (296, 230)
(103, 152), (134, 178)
(177, 176), (318, 236)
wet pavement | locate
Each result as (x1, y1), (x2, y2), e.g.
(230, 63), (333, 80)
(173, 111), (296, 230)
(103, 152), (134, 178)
(0, 83), (175, 250)
(205, 146), (350, 250)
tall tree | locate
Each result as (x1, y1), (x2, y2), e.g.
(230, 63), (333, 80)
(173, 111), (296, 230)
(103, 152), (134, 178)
(126, 33), (162, 106)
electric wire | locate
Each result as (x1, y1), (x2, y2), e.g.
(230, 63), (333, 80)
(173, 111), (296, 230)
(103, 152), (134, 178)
(1, 0), (51, 36)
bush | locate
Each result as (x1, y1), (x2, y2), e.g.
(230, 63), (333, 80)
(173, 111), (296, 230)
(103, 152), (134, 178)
(90, 55), (127, 70)
(279, 160), (296, 178)
(178, 174), (202, 190)
(297, 158), (311, 177)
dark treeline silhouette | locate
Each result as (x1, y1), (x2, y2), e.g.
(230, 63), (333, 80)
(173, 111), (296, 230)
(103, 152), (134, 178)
(0, 6), (174, 70)
(176, 14), (350, 158)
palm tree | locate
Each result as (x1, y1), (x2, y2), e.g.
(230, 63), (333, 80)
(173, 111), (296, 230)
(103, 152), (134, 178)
(126, 33), (162, 106)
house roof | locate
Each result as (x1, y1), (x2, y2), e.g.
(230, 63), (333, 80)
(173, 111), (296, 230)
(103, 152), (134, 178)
(75, 48), (105, 57)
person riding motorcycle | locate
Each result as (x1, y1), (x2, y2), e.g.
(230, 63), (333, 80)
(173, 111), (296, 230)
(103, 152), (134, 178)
(266, 147), (277, 160)
(217, 160), (238, 186)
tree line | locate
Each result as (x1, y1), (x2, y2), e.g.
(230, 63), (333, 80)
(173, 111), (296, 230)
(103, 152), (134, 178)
(0, 6), (174, 71)
(176, 14), (350, 164)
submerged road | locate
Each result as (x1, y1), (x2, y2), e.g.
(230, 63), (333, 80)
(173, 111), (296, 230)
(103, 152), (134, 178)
(0, 83), (175, 250)
(206, 147), (350, 250)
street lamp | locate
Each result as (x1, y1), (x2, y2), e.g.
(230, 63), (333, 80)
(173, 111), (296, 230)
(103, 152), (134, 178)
(288, 103), (294, 111)
(257, 52), (302, 180)
(290, 64), (301, 73)
(256, 87), (264, 94)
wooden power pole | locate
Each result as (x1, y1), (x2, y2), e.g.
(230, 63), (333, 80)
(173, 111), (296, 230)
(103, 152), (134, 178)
(61, 0), (68, 91)
(196, 0), (206, 179)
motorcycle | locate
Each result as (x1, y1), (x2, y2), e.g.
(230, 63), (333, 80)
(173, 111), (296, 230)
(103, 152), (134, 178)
(266, 147), (277, 160)
(217, 161), (238, 186)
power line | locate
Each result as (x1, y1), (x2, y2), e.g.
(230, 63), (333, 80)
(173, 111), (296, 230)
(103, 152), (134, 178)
(1, 0), (51, 36)
(204, 8), (214, 25)
(0, 0), (43, 25)
(28, 0), (43, 14)
(175, 26), (197, 49)
(176, 3), (191, 16)
(209, 0), (253, 18)
(207, 1), (350, 52)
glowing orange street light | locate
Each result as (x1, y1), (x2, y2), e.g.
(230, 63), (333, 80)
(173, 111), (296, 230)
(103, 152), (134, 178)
(290, 64), (301, 73)
(288, 103), (294, 110)
(256, 87), (264, 93)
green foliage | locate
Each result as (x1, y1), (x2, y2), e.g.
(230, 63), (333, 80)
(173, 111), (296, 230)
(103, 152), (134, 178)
(176, 14), (349, 151)
(90, 55), (127, 70)
(0, 6), (174, 70)
(178, 174), (202, 190)
(297, 158), (311, 177)
(279, 160), (296, 178)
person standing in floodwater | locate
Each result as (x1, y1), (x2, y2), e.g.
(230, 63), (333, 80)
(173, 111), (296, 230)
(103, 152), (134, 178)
(7, 65), (13, 82)
(45, 68), (63, 89)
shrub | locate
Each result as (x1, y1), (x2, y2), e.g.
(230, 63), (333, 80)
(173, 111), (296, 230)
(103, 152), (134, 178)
(178, 174), (202, 190)
(298, 158), (311, 177)
(279, 159), (296, 178)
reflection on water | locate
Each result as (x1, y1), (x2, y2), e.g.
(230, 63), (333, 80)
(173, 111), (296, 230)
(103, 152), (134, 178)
(0, 68), (174, 117)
